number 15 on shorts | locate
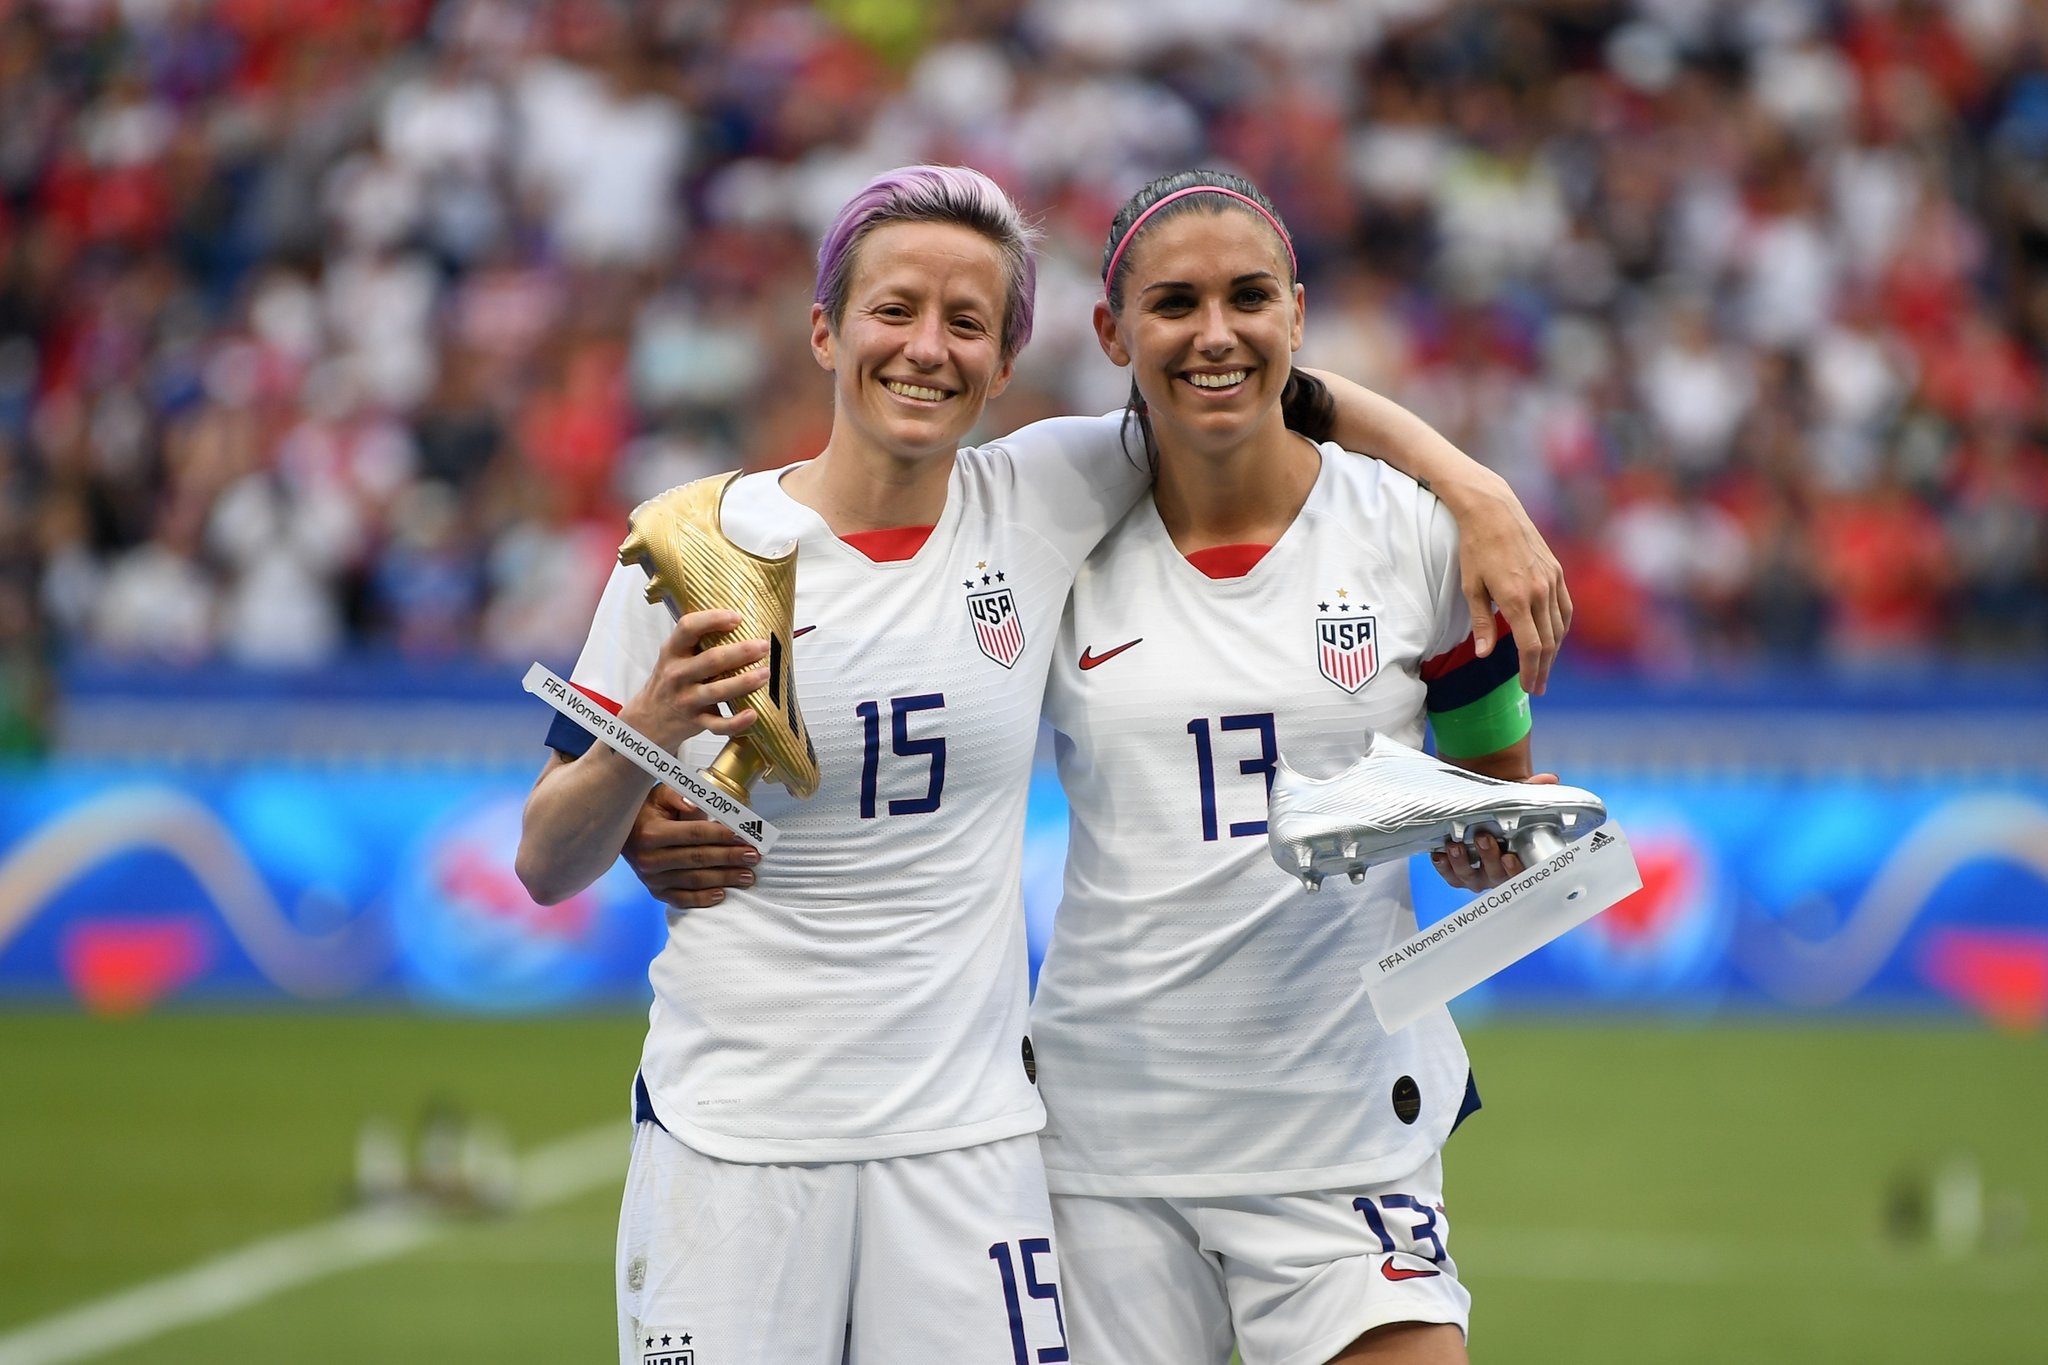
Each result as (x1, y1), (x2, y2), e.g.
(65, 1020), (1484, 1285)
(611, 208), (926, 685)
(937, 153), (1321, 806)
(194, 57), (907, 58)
(988, 1238), (1069, 1363)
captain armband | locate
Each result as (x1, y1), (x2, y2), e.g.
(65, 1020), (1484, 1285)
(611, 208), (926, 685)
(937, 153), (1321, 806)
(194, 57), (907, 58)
(1427, 675), (1531, 760)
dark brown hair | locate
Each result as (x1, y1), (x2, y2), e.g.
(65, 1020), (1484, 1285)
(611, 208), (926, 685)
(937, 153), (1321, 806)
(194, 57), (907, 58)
(1100, 169), (1334, 466)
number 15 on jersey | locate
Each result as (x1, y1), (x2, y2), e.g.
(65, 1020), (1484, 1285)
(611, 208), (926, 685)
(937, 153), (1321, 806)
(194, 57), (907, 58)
(857, 694), (947, 818)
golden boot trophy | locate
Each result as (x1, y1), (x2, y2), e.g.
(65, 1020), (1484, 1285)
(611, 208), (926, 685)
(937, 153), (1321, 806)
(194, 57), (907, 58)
(618, 473), (820, 802)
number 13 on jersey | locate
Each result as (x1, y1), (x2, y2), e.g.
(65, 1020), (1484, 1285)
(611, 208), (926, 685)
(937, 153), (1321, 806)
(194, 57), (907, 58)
(1187, 712), (1278, 842)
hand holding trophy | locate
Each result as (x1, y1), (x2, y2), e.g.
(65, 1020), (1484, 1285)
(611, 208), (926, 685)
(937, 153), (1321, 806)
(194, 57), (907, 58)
(523, 473), (817, 853)
(618, 473), (819, 805)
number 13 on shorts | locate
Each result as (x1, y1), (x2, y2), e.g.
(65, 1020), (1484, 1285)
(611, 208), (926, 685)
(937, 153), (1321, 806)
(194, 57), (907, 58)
(1354, 1193), (1450, 1269)
(988, 1238), (1070, 1363)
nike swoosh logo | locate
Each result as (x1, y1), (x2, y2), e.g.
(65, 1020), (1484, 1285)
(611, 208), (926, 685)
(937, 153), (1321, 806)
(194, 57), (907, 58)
(792, 626), (816, 639)
(1380, 1259), (1442, 1282)
(1078, 639), (1142, 670)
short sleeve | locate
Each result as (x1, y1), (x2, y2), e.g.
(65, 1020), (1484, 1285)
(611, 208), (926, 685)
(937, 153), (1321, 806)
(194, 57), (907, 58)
(968, 413), (1151, 568)
(1418, 497), (1474, 663)
(543, 560), (673, 757)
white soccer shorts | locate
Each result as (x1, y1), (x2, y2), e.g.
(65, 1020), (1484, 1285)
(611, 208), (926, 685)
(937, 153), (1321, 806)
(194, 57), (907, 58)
(616, 1122), (1072, 1365)
(1050, 1153), (1469, 1365)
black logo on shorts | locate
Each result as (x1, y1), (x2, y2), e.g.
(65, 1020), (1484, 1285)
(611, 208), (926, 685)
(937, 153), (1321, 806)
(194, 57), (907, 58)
(1391, 1075), (1422, 1124)
(1021, 1035), (1037, 1084)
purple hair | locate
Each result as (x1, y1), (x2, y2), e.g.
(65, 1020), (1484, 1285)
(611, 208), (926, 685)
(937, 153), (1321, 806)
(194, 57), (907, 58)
(814, 165), (1039, 361)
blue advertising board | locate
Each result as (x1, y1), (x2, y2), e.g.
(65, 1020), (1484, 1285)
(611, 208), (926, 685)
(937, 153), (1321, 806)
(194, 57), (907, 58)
(0, 766), (662, 1013)
(2, 760), (2045, 1025)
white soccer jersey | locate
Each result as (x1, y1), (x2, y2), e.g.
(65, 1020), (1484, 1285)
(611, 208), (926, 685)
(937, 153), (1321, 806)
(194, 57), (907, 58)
(561, 415), (1147, 1165)
(1033, 443), (1477, 1197)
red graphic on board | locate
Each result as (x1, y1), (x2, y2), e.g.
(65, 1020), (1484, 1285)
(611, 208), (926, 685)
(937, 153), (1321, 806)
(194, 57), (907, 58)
(1920, 928), (2048, 1032)
(61, 916), (214, 1016)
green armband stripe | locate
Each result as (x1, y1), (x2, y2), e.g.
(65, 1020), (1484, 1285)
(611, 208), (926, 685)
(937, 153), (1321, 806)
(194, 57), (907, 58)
(1428, 675), (1531, 760)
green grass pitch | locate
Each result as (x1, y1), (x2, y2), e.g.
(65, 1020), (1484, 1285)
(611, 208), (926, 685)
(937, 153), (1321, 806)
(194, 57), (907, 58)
(1, 1013), (2041, 1362)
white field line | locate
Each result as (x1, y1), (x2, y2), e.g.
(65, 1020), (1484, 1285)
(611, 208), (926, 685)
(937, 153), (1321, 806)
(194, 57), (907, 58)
(0, 1121), (629, 1365)
(1458, 1228), (1728, 1284)
(1461, 1228), (2041, 1293)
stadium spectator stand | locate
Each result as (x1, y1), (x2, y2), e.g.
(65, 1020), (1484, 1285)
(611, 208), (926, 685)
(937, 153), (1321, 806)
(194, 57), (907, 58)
(3, 0), (2047, 758)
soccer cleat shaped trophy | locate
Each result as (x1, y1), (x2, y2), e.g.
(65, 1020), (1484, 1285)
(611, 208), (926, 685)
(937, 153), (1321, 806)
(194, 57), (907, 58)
(1267, 731), (1640, 1034)
(1267, 731), (1605, 892)
(617, 473), (820, 804)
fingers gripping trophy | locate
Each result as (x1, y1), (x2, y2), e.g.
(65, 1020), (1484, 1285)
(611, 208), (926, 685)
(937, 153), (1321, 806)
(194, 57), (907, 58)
(523, 473), (817, 852)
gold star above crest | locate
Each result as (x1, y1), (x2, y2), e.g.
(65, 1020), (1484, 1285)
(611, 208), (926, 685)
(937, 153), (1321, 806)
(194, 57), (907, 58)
(1336, 588), (1349, 598)
(977, 561), (988, 570)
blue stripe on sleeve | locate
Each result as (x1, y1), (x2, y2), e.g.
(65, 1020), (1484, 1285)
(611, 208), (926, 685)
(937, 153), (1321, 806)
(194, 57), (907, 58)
(1424, 633), (1521, 714)
(545, 711), (597, 759)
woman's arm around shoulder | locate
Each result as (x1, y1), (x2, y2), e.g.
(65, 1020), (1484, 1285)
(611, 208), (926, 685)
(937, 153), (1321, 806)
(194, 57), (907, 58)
(971, 412), (1148, 567)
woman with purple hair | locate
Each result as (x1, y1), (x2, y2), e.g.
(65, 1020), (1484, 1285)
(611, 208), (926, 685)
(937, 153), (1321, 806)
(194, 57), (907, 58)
(518, 164), (1565, 1365)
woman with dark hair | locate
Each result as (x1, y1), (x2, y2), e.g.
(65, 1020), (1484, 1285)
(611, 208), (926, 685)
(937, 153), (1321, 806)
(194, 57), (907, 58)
(522, 165), (1561, 1365)
(1029, 170), (1551, 1365)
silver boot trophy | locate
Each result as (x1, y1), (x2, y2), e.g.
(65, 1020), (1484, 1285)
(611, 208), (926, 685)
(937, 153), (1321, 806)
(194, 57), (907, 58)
(1267, 731), (1606, 891)
(1267, 731), (1639, 1033)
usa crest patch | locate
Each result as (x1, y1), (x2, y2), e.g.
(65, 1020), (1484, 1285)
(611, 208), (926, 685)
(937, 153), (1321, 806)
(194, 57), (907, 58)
(969, 587), (1024, 668)
(638, 1329), (693, 1365)
(1317, 615), (1378, 693)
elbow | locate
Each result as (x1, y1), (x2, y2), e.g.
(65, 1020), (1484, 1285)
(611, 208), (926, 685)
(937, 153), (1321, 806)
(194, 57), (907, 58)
(514, 842), (572, 907)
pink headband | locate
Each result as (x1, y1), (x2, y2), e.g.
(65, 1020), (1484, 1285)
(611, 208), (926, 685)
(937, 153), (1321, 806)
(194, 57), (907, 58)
(1103, 186), (1298, 299)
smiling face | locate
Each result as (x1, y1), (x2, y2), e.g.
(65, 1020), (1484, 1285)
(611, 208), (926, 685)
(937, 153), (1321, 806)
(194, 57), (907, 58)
(1094, 208), (1304, 459)
(811, 220), (1015, 467)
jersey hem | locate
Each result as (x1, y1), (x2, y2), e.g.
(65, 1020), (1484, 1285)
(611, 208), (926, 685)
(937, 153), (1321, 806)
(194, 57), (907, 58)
(644, 1094), (1048, 1165)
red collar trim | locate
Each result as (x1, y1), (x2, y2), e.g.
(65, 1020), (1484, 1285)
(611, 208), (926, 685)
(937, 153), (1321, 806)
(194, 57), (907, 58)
(1184, 543), (1273, 579)
(840, 526), (935, 562)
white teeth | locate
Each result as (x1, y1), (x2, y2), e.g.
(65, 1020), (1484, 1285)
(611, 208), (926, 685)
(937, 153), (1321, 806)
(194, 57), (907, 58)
(1187, 370), (1248, 389)
(885, 381), (947, 402)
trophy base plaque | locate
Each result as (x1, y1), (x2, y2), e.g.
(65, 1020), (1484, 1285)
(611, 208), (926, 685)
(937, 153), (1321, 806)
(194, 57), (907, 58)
(1260, 730), (1639, 1033)
(1364, 822), (1642, 1033)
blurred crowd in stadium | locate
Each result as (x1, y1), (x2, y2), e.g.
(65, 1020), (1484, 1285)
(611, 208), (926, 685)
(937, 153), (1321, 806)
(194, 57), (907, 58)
(2, 0), (2047, 737)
